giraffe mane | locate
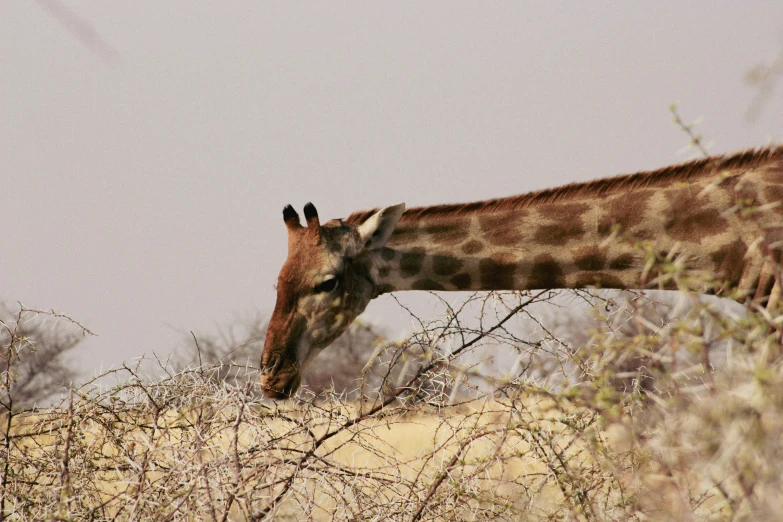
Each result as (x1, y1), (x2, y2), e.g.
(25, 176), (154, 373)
(346, 145), (783, 225)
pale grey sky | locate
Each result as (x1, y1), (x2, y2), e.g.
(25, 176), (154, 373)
(2, 2), (782, 377)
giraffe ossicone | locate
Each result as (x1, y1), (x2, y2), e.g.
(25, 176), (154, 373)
(260, 146), (783, 399)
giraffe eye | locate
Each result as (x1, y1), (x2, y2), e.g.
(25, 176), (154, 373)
(314, 275), (341, 293)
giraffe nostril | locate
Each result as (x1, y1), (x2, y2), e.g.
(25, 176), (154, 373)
(262, 353), (281, 375)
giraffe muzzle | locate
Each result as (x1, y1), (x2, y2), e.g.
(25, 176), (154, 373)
(260, 371), (302, 399)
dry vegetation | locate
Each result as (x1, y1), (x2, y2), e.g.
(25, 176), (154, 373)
(4, 240), (783, 521)
(3, 117), (782, 521)
(0, 305), (85, 412)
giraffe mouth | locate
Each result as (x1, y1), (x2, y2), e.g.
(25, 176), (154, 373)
(261, 373), (302, 400)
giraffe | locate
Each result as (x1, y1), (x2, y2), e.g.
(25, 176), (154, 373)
(260, 146), (783, 399)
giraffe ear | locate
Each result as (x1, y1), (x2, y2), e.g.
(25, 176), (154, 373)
(357, 203), (405, 250)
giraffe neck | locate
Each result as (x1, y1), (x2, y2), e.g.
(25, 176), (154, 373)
(371, 202), (648, 293)
(364, 147), (783, 298)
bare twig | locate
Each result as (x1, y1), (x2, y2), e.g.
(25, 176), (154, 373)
(34, 0), (120, 64)
(669, 104), (710, 158)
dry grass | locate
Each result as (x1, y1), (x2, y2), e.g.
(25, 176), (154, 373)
(2, 371), (628, 521)
(4, 242), (783, 521)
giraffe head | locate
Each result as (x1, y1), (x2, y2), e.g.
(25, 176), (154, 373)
(260, 202), (405, 399)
